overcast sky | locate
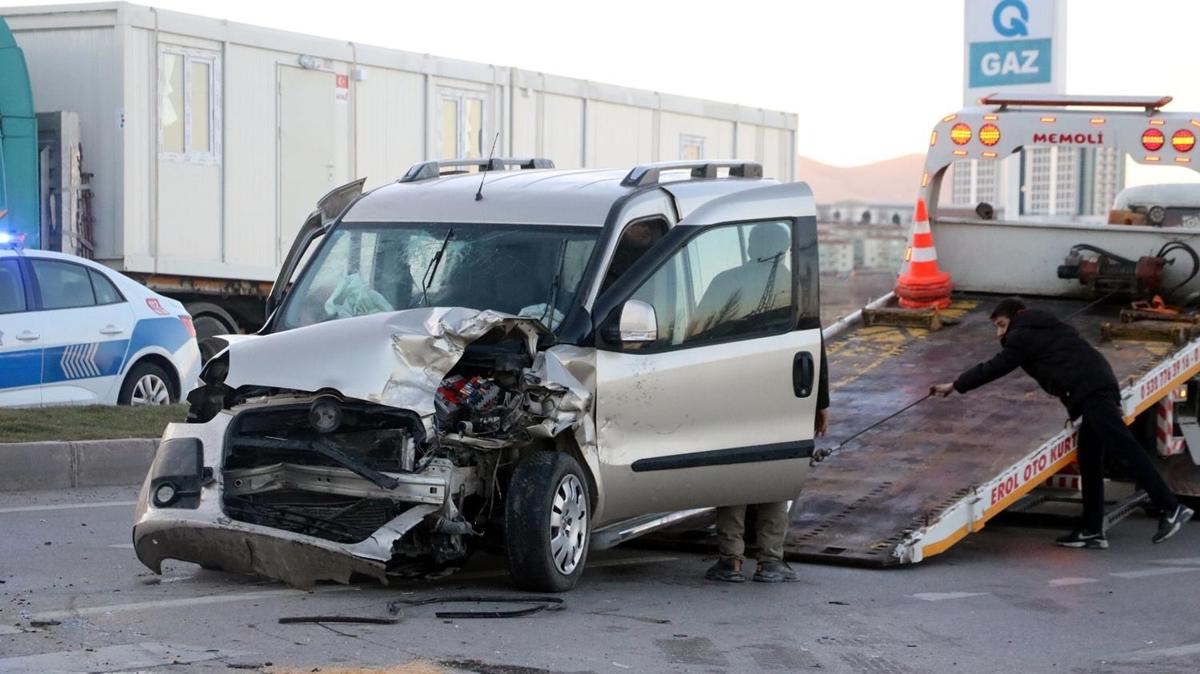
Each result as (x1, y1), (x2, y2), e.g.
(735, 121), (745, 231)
(5, 0), (1199, 167)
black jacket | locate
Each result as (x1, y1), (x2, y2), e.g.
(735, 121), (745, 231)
(953, 309), (1117, 418)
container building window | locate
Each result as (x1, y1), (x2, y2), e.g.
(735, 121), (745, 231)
(680, 134), (706, 161)
(160, 46), (220, 163)
(438, 89), (487, 159)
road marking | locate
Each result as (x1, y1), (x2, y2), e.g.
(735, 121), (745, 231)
(0, 624), (24, 635)
(453, 555), (678, 581)
(1150, 557), (1200, 566)
(911, 591), (989, 601)
(0, 642), (240, 674)
(1109, 567), (1200, 579)
(28, 585), (359, 622)
(1107, 640), (1200, 665)
(108, 543), (135, 549)
(0, 501), (136, 514)
(1047, 577), (1098, 587)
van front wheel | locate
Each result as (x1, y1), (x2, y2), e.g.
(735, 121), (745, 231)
(505, 451), (590, 592)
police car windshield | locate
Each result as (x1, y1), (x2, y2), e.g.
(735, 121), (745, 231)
(277, 223), (599, 332)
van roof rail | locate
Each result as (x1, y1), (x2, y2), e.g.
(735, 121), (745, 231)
(979, 93), (1173, 112)
(398, 157), (555, 183)
(621, 160), (763, 188)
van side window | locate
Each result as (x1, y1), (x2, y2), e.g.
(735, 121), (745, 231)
(624, 220), (795, 350)
(600, 218), (668, 293)
(0, 260), (26, 314)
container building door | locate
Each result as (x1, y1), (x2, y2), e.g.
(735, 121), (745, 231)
(277, 67), (336, 266)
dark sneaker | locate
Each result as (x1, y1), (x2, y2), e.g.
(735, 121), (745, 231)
(704, 558), (745, 583)
(1055, 529), (1108, 549)
(752, 560), (799, 583)
(1153, 505), (1194, 544)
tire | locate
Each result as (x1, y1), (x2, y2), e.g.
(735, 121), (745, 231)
(118, 361), (177, 406)
(505, 451), (591, 592)
(186, 303), (239, 363)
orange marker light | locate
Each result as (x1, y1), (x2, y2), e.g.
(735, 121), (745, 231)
(982, 151), (998, 158)
(1150, 119), (1166, 126)
(950, 123), (972, 145)
(952, 150), (968, 156)
(1090, 118), (1105, 125)
(1145, 155), (1161, 162)
(1143, 128), (1166, 151)
(1172, 129), (1195, 153)
(930, 131), (938, 146)
(942, 114), (958, 123)
(921, 172), (930, 187)
(1176, 157), (1192, 164)
(978, 124), (1001, 146)
(983, 114), (999, 121)
(1040, 116), (1056, 123)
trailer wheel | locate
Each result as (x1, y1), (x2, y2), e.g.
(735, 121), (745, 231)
(505, 451), (590, 592)
(186, 303), (239, 361)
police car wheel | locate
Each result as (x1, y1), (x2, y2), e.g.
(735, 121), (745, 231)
(119, 362), (177, 406)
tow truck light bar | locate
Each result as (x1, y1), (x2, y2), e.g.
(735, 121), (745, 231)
(979, 93), (1174, 112)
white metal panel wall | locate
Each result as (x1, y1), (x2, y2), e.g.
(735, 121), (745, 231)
(587, 101), (654, 168)
(121, 25), (152, 269)
(541, 93), (583, 169)
(510, 86), (538, 158)
(354, 68), (424, 189)
(761, 127), (788, 181)
(11, 26), (123, 259)
(658, 112), (735, 162)
(223, 44), (277, 274)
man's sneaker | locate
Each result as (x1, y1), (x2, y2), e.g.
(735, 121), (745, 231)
(1152, 504), (1194, 544)
(1055, 529), (1108, 549)
(704, 558), (745, 583)
(752, 560), (799, 583)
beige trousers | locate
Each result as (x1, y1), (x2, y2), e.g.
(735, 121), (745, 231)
(715, 501), (789, 562)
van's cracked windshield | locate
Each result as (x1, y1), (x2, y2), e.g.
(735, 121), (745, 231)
(279, 223), (599, 331)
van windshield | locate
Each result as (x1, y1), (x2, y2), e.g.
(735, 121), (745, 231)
(277, 223), (600, 332)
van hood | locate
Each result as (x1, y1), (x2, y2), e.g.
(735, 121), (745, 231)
(221, 307), (548, 417)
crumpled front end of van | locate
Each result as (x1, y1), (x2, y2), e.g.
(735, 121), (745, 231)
(133, 307), (595, 588)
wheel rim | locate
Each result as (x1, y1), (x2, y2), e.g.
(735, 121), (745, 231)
(549, 474), (588, 575)
(131, 374), (171, 406)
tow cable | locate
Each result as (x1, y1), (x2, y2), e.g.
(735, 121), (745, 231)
(811, 392), (934, 466)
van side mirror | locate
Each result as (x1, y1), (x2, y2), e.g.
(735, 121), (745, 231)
(618, 299), (657, 343)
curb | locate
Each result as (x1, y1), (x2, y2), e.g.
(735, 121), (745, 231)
(0, 439), (158, 492)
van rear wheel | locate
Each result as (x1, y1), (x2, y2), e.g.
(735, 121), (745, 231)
(505, 451), (590, 592)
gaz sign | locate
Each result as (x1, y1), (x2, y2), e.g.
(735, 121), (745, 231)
(969, 37), (1051, 87)
(964, 0), (1063, 100)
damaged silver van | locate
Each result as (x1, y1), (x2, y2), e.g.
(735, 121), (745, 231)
(133, 158), (825, 592)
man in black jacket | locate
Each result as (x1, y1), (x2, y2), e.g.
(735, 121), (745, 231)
(931, 298), (1193, 548)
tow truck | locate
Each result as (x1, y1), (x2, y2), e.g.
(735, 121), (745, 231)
(640, 94), (1200, 565)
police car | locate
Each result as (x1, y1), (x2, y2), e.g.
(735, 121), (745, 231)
(0, 235), (200, 406)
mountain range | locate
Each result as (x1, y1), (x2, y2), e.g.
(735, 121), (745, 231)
(795, 154), (924, 205)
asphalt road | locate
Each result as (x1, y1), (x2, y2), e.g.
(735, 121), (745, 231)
(1, 486), (1199, 674)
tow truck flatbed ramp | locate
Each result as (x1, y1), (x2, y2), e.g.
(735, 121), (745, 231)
(786, 293), (1183, 567)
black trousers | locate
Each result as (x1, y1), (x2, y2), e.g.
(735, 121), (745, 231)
(1077, 393), (1180, 532)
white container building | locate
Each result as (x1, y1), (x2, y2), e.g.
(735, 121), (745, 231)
(2, 2), (798, 334)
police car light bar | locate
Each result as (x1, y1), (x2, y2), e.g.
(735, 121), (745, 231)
(0, 230), (26, 248)
(980, 94), (1174, 111)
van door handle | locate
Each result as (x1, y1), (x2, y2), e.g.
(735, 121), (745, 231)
(100, 325), (124, 336)
(17, 330), (40, 342)
(793, 352), (814, 398)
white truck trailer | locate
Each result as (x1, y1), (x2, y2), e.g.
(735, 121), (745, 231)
(1, 2), (797, 346)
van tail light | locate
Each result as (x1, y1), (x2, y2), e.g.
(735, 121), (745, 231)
(179, 315), (196, 338)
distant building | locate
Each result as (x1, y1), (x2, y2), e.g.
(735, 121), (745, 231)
(817, 201), (914, 226)
(817, 223), (907, 274)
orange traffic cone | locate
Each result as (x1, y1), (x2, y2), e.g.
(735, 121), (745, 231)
(895, 199), (952, 309)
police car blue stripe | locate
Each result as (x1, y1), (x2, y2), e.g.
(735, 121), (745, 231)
(0, 347), (41, 389)
(42, 339), (129, 384)
(126, 316), (191, 364)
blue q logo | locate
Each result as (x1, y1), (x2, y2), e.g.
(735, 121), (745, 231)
(993, 0), (1030, 37)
